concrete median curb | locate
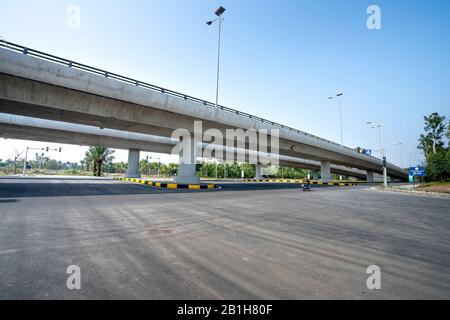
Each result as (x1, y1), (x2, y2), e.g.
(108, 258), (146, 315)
(113, 177), (218, 190)
(243, 179), (359, 186)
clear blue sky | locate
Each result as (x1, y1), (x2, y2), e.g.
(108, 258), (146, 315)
(1, 0), (449, 166)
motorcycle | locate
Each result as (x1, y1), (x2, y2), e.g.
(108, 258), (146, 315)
(301, 183), (311, 191)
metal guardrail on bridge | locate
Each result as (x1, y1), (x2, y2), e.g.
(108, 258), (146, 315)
(0, 40), (377, 160)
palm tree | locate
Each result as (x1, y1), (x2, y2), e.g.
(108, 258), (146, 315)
(84, 147), (115, 177)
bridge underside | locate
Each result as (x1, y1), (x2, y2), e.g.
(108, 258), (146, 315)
(0, 45), (408, 182)
(0, 117), (368, 179)
(0, 72), (402, 178)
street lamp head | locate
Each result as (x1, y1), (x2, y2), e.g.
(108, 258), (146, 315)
(328, 97), (333, 100)
(206, 20), (213, 26)
(336, 93), (343, 97)
(215, 6), (226, 17)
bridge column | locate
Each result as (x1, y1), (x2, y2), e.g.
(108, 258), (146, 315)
(255, 163), (263, 180)
(174, 136), (200, 185)
(320, 161), (331, 182)
(125, 149), (141, 178)
(367, 170), (375, 183)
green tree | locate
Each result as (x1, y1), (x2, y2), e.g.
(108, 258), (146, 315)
(12, 149), (22, 175)
(425, 150), (450, 182)
(198, 162), (216, 178)
(84, 147), (115, 177)
(165, 163), (178, 176)
(447, 120), (450, 143)
(418, 112), (446, 157)
(241, 163), (256, 179)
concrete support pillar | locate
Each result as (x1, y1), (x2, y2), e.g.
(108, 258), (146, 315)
(174, 136), (200, 185)
(320, 161), (331, 182)
(367, 170), (375, 183)
(125, 149), (141, 178)
(255, 163), (263, 180)
(312, 171), (320, 180)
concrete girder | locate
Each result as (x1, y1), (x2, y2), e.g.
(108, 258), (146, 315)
(0, 113), (368, 179)
(0, 79), (398, 177)
(0, 49), (408, 179)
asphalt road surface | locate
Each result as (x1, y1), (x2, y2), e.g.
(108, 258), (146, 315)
(0, 177), (449, 299)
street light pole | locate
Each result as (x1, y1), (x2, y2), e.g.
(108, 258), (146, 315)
(215, 16), (222, 108)
(224, 160), (227, 180)
(337, 93), (343, 146)
(367, 122), (387, 187)
(407, 151), (419, 168)
(207, 6), (226, 108)
(22, 147), (29, 176)
(328, 93), (344, 145)
(377, 125), (383, 157)
(394, 142), (404, 169)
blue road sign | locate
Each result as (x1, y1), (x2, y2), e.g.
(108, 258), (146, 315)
(364, 149), (372, 156)
(409, 166), (425, 177)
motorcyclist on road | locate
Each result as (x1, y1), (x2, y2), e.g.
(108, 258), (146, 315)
(301, 178), (311, 191)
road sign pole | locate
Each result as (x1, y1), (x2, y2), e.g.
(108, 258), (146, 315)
(22, 147), (28, 176)
(382, 156), (387, 188)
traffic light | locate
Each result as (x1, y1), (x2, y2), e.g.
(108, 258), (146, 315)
(382, 157), (387, 168)
(59, 147), (62, 152)
(46, 147), (49, 152)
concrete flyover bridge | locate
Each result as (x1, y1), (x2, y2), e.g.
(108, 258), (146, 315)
(0, 113), (369, 180)
(0, 41), (408, 183)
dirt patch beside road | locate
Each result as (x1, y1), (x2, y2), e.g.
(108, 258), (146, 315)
(416, 182), (450, 194)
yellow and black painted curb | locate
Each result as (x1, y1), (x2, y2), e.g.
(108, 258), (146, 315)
(243, 179), (359, 186)
(113, 177), (218, 190)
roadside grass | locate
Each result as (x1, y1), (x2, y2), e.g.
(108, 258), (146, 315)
(416, 181), (450, 194)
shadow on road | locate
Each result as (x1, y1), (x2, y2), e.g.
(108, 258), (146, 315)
(0, 199), (19, 203)
(0, 182), (176, 198)
(0, 179), (334, 199)
(0, 176), (111, 181)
